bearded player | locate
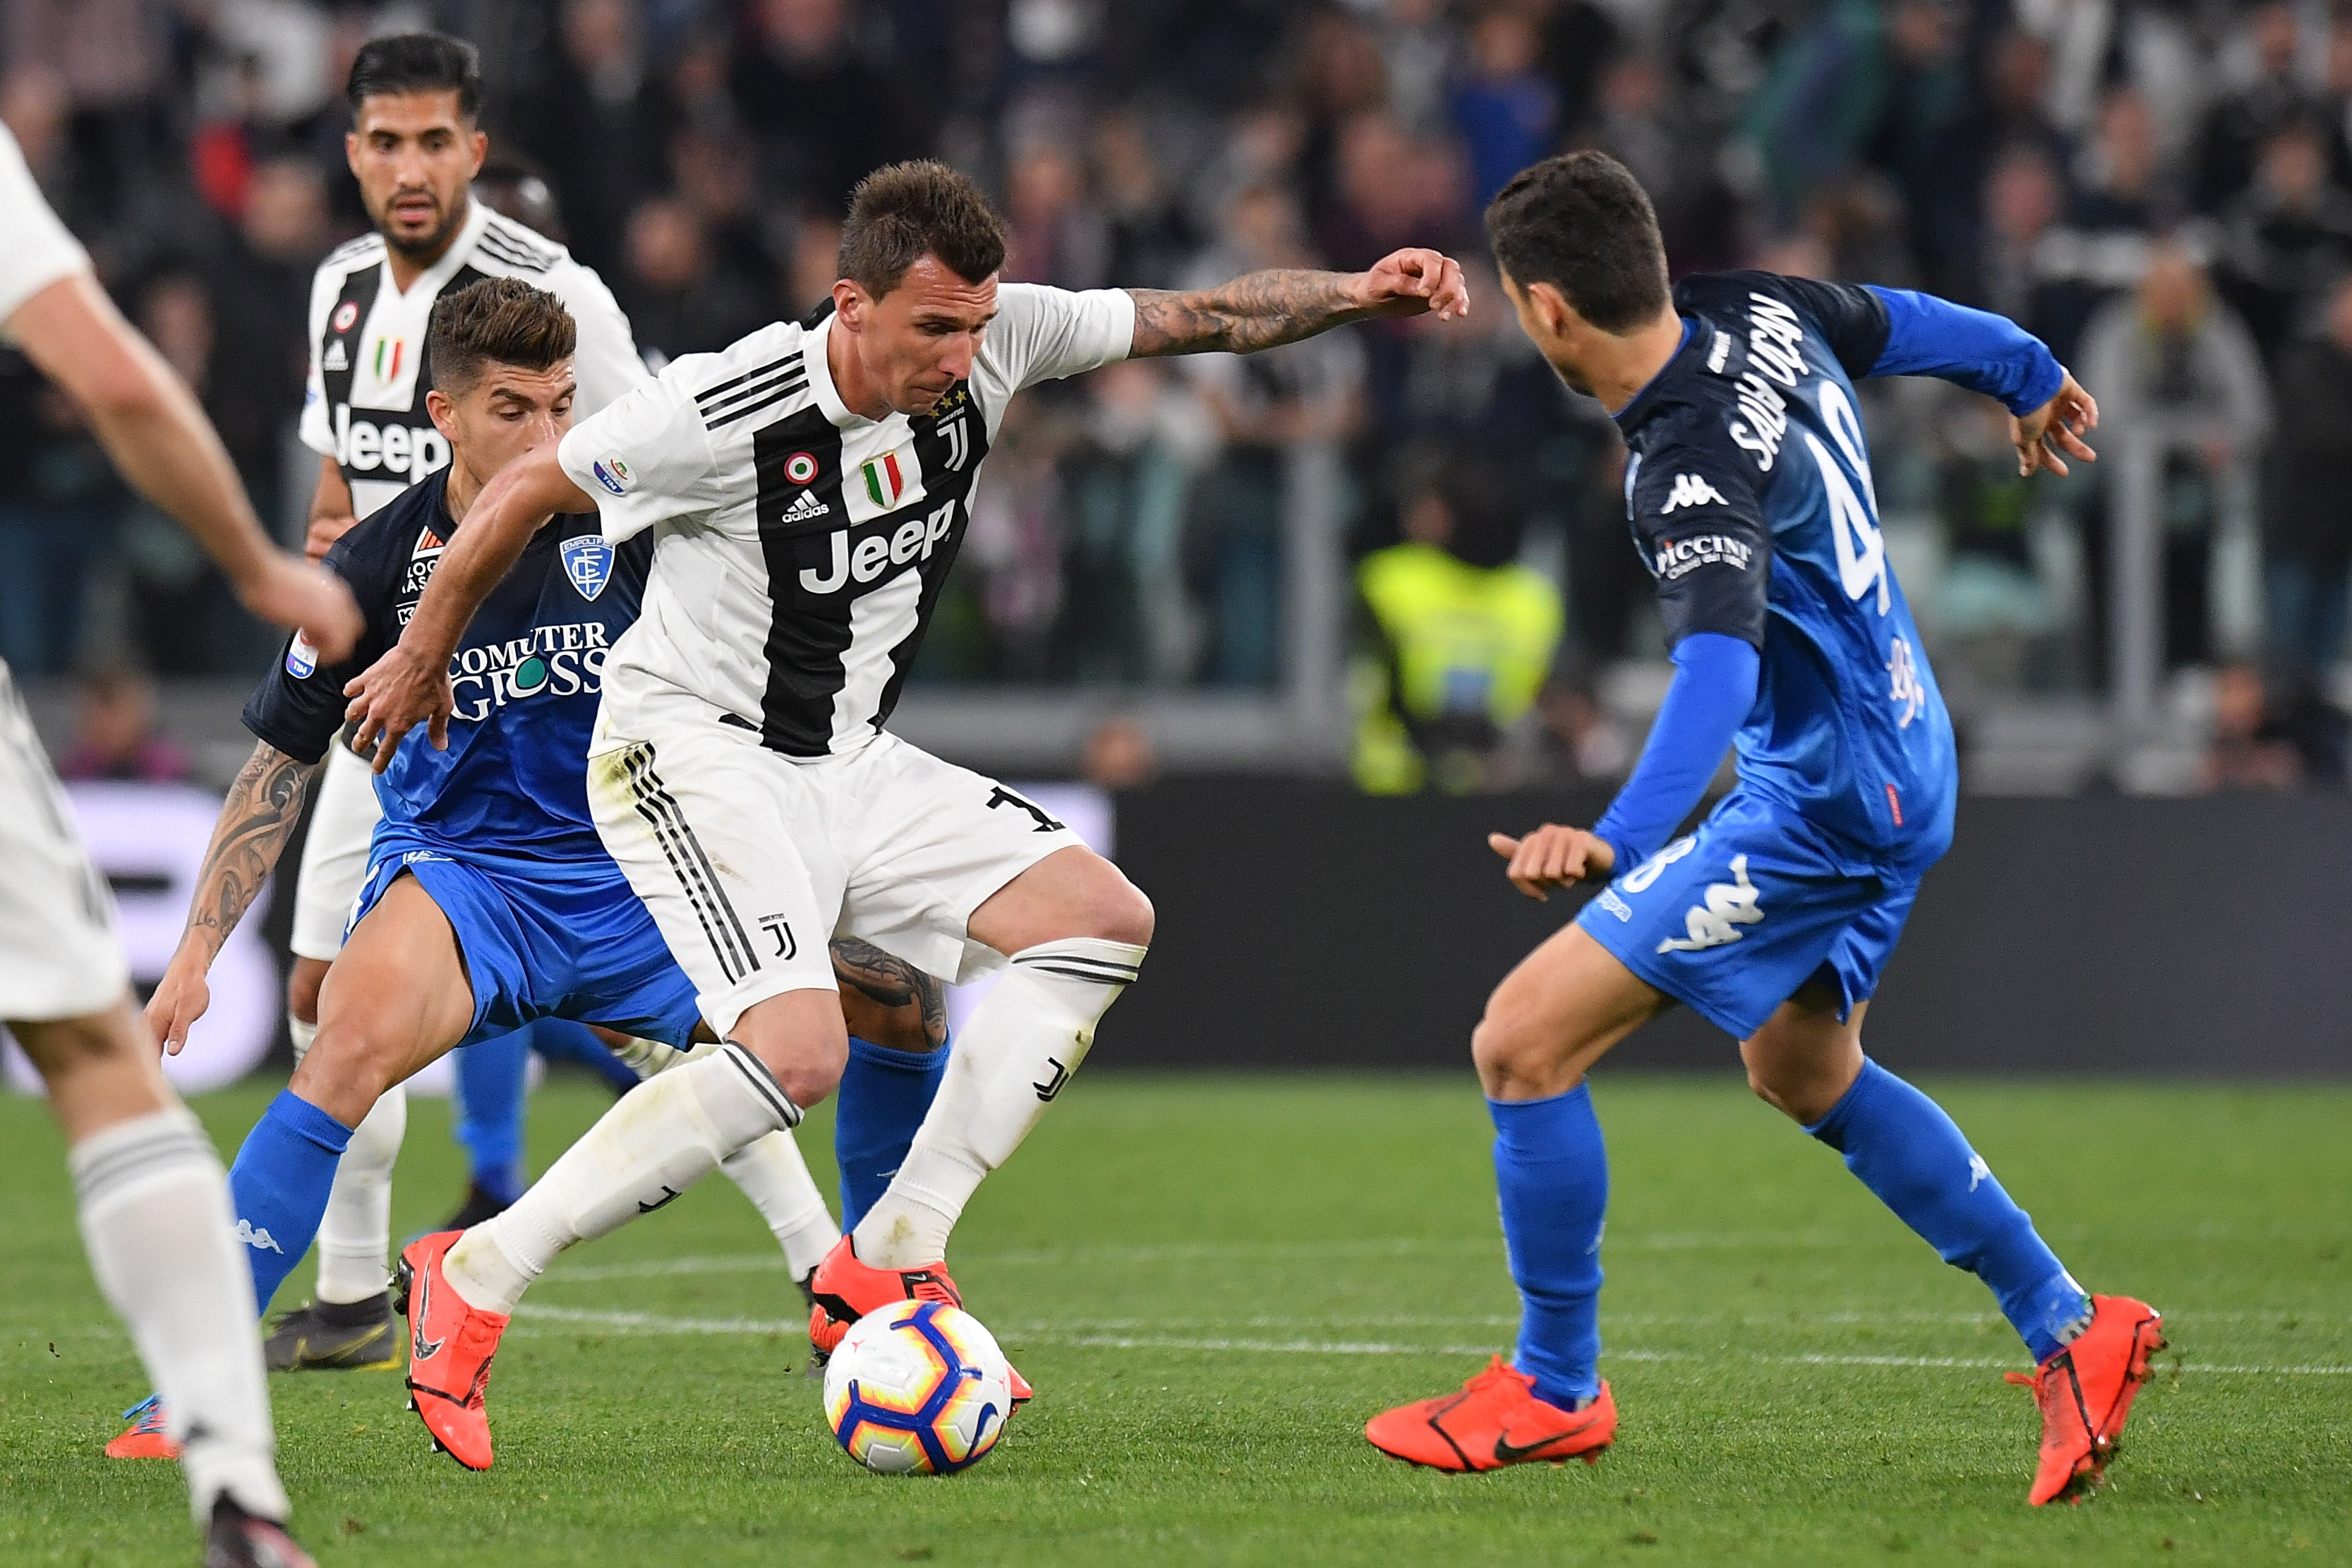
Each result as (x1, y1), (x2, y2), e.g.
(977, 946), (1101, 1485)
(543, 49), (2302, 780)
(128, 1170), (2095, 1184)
(343, 159), (1469, 1466)
(1359, 153), (2161, 1506)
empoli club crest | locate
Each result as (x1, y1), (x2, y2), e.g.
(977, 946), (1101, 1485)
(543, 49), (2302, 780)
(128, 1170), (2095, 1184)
(560, 535), (615, 601)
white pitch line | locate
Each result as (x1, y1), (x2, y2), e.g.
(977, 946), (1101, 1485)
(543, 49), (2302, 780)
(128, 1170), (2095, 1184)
(506, 1305), (2352, 1375)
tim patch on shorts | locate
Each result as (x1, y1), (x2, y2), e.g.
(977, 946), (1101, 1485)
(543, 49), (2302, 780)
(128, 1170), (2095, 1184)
(1576, 790), (1921, 1040)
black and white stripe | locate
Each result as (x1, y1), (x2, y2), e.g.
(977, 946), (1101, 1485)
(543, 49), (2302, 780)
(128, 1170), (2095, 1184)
(1013, 951), (1144, 987)
(697, 353), (809, 431)
(718, 1042), (802, 1128)
(324, 232), (385, 267)
(475, 220), (558, 274)
(620, 744), (760, 985)
(71, 1122), (219, 1208)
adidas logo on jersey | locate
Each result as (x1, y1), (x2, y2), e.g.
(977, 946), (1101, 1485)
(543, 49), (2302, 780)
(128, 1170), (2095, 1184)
(322, 339), (348, 372)
(781, 490), (831, 523)
(1661, 473), (1727, 513)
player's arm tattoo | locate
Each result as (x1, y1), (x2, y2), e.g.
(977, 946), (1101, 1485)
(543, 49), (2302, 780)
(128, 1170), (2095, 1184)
(828, 937), (948, 1049)
(180, 740), (318, 962)
(1126, 271), (1371, 358)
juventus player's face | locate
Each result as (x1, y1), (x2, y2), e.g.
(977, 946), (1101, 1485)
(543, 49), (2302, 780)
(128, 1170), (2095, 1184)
(833, 255), (999, 418)
(347, 91), (488, 263)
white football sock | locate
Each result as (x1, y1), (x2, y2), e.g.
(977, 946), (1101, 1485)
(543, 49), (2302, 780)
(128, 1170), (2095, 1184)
(72, 1108), (289, 1524)
(854, 939), (1143, 1268)
(445, 1042), (797, 1314)
(720, 1131), (840, 1280)
(315, 1083), (405, 1304)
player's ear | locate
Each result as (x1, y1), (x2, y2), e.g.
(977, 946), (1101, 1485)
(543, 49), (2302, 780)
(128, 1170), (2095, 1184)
(467, 128), (488, 178)
(426, 387), (460, 442)
(344, 129), (361, 179)
(833, 279), (865, 330)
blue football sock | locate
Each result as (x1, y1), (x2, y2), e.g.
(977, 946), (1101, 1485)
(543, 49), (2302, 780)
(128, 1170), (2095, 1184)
(528, 1016), (642, 1095)
(1493, 1085), (1608, 1410)
(1807, 1059), (2089, 1361)
(454, 1029), (531, 1205)
(225, 1090), (353, 1315)
(834, 1035), (948, 1234)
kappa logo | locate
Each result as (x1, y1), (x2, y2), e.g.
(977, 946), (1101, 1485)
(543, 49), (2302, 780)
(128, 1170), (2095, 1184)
(322, 339), (348, 372)
(1660, 472), (1728, 513)
(560, 534), (615, 601)
(1656, 854), (1764, 953)
(234, 1219), (284, 1254)
(780, 489), (831, 524)
(1967, 1154), (1993, 1192)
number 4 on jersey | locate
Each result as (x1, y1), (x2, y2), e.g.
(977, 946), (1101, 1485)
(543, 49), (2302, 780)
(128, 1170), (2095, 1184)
(1804, 382), (1889, 615)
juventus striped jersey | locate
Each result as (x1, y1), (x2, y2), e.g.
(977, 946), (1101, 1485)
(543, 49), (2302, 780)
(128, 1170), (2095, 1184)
(300, 198), (644, 520)
(556, 284), (1136, 758)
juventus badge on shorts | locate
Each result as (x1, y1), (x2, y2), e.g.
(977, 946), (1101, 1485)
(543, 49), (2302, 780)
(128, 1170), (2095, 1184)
(560, 535), (615, 601)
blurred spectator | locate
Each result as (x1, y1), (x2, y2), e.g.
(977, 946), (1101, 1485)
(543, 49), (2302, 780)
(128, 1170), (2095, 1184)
(1922, 28), (2072, 298)
(1091, 112), (1195, 290)
(1965, 145), (2066, 339)
(1533, 678), (1632, 785)
(2037, 88), (2173, 364)
(616, 197), (774, 365)
(56, 668), (190, 783)
(1081, 716), (1158, 790)
(1452, 8), (1559, 213)
(2079, 247), (2272, 674)
(0, 359), (116, 675)
(476, 155), (569, 241)
(1932, 394), (2061, 689)
(788, 212), (844, 316)
(2263, 274), (2352, 699)
(1536, 0), (1624, 131)
(203, 154), (329, 531)
(517, 0), (665, 279)
(2200, 662), (2303, 789)
(1370, 0), (1464, 139)
(669, 126), (785, 313)
(1003, 140), (1108, 291)
(732, 0), (916, 217)
(2194, 1), (2319, 214)
(1182, 185), (1365, 689)
(1351, 450), (1564, 795)
(2217, 119), (2352, 364)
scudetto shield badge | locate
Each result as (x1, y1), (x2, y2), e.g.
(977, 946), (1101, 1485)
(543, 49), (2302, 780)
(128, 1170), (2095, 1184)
(560, 535), (615, 601)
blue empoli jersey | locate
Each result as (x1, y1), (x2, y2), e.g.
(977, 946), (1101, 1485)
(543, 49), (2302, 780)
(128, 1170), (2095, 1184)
(245, 468), (651, 868)
(1615, 272), (1957, 874)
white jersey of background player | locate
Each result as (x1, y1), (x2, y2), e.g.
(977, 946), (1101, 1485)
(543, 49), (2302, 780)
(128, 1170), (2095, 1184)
(0, 121), (356, 1567)
(275, 34), (643, 1329)
(346, 159), (1469, 1457)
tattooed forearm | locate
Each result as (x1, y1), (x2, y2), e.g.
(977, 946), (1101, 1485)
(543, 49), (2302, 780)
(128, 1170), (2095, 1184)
(1126, 271), (1370, 358)
(181, 741), (317, 960)
(827, 937), (949, 1049)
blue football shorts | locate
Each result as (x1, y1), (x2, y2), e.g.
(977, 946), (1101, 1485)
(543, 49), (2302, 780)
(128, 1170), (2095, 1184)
(349, 828), (703, 1051)
(1575, 788), (1925, 1041)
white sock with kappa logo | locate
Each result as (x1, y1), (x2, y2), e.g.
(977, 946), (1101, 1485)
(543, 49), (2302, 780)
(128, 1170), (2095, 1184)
(72, 1107), (289, 1524)
(852, 938), (1145, 1270)
(444, 1042), (799, 1315)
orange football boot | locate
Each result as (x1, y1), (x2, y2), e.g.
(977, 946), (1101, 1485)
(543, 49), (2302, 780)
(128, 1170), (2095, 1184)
(1365, 1357), (1617, 1472)
(393, 1231), (509, 1471)
(2008, 1293), (2165, 1505)
(104, 1394), (180, 1459)
(807, 1236), (1032, 1405)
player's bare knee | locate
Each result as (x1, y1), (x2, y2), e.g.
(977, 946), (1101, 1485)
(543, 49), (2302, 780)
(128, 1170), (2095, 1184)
(288, 1027), (397, 1126)
(1470, 1003), (1550, 1095)
(1066, 865), (1153, 948)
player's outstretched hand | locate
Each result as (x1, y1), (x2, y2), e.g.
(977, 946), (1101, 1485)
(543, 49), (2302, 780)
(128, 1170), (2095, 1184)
(1488, 824), (1616, 902)
(1355, 248), (1470, 323)
(239, 553), (363, 662)
(2012, 370), (2099, 478)
(145, 950), (211, 1057)
(344, 640), (454, 774)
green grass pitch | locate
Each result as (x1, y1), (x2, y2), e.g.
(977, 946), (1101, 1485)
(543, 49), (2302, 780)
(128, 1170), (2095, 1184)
(1, 1071), (2346, 1566)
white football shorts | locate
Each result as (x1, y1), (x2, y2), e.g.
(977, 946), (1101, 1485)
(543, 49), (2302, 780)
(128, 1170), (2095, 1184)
(0, 663), (129, 1020)
(586, 718), (1085, 1039)
(289, 742), (384, 961)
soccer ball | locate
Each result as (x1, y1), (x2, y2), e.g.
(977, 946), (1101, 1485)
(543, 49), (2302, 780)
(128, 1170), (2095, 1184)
(822, 1300), (1013, 1475)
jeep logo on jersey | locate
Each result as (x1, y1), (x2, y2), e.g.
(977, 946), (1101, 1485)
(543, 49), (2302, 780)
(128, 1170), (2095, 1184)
(1653, 534), (1754, 581)
(333, 404), (450, 482)
(446, 623), (614, 722)
(797, 500), (958, 593)
(560, 536), (615, 601)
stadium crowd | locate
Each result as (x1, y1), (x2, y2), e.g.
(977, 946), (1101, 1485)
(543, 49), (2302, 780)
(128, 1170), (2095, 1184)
(3, 0), (2348, 786)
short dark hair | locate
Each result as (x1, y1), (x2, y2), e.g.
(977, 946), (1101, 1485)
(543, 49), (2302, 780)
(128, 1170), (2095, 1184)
(347, 33), (483, 121)
(1485, 152), (1670, 333)
(427, 277), (575, 394)
(838, 160), (1008, 300)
